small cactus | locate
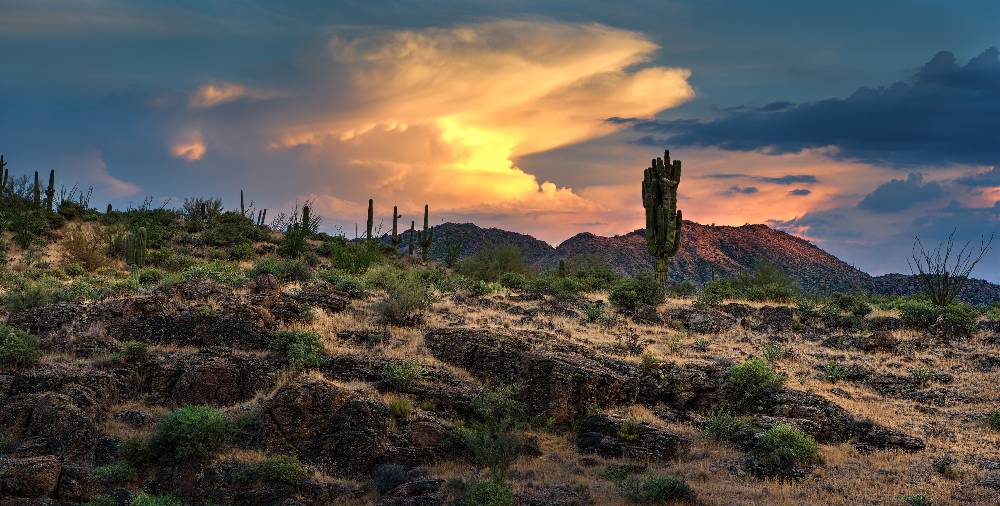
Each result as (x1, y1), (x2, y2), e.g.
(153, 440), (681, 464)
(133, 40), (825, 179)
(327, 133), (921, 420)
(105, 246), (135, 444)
(125, 227), (147, 268)
(366, 199), (374, 241)
(408, 220), (415, 256)
(45, 169), (55, 212)
(391, 205), (400, 249)
(558, 259), (566, 277)
(417, 205), (433, 260)
(33, 171), (40, 208)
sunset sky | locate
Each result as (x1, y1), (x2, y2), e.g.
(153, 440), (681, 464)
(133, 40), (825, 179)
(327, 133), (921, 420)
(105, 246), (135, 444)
(2, 1), (999, 279)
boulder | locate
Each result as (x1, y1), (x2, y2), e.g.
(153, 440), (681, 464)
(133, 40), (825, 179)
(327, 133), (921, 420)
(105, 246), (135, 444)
(0, 455), (60, 498)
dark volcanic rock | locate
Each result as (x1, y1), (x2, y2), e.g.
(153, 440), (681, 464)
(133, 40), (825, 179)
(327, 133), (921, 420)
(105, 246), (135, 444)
(575, 413), (686, 461)
(0, 455), (61, 499)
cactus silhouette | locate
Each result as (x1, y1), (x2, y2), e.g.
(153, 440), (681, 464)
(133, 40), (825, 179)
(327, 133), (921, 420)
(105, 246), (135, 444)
(418, 205), (433, 260)
(642, 149), (683, 284)
(366, 199), (374, 241)
(33, 171), (40, 208)
(391, 205), (400, 248)
(45, 169), (55, 212)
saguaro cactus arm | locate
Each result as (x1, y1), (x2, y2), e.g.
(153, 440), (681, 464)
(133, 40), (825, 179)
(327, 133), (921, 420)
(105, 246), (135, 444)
(642, 149), (683, 283)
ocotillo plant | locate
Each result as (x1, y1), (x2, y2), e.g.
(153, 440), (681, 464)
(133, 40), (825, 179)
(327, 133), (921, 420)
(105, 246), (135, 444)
(642, 149), (683, 284)
(45, 169), (55, 212)
(391, 205), (400, 249)
(33, 171), (40, 207)
(418, 205), (433, 260)
(366, 199), (374, 241)
(408, 220), (415, 256)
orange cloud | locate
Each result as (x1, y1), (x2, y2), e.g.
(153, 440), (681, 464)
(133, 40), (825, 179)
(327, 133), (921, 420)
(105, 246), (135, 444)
(266, 20), (694, 224)
(170, 129), (205, 161)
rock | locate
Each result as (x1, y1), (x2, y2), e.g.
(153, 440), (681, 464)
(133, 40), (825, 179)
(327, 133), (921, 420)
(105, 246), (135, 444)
(575, 413), (685, 460)
(0, 392), (100, 464)
(665, 307), (735, 334)
(867, 316), (902, 332)
(0, 455), (60, 498)
(753, 306), (796, 333)
(632, 305), (661, 324)
(253, 273), (281, 291)
(115, 408), (157, 428)
(254, 377), (391, 477)
(518, 483), (593, 506)
(377, 478), (446, 506)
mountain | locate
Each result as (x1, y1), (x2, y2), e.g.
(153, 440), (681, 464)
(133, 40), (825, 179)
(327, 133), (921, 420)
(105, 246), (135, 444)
(390, 221), (1000, 304)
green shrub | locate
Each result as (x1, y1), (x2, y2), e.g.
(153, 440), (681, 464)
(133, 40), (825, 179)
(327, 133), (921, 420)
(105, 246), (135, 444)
(582, 303), (611, 323)
(826, 293), (873, 317)
(639, 474), (696, 504)
(202, 212), (267, 247)
(130, 493), (186, 506)
(899, 299), (938, 329)
(319, 270), (370, 298)
(560, 254), (622, 291)
(233, 455), (309, 485)
(382, 359), (426, 388)
(909, 366), (935, 387)
(903, 493), (932, 506)
(699, 411), (755, 445)
(228, 241), (256, 261)
(271, 330), (324, 369)
(457, 245), (530, 282)
(372, 276), (431, 326)
(153, 405), (235, 460)
(616, 418), (640, 442)
(454, 385), (525, 478)
(119, 435), (153, 468)
(137, 268), (166, 286)
(936, 303), (978, 338)
(321, 238), (382, 274)
(458, 477), (515, 506)
(530, 274), (584, 300)
(92, 460), (136, 482)
(497, 272), (528, 290)
(2, 276), (73, 311)
(729, 260), (799, 303)
(180, 261), (245, 285)
(0, 325), (42, 367)
(750, 423), (819, 472)
(987, 408), (1000, 431)
(250, 257), (312, 282)
(387, 396), (413, 418)
(822, 361), (849, 383)
(467, 279), (500, 297)
(695, 280), (729, 307)
(666, 280), (696, 298)
(727, 358), (784, 407)
(609, 272), (665, 311)
(112, 340), (149, 362)
(760, 343), (786, 363)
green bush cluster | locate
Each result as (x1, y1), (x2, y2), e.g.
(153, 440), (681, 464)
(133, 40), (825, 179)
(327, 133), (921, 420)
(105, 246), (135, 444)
(271, 330), (324, 369)
(321, 238), (383, 274)
(750, 423), (819, 473)
(179, 261), (245, 286)
(497, 271), (528, 290)
(92, 460), (137, 483)
(372, 275), (432, 326)
(454, 385), (526, 479)
(899, 298), (978, 337)
(458, 477), (515, 506)
(727, 358), (785, 407)
(319, 270), (371, 298)
(381, 359), (427, 388)
(250, 257), (312, 282)
(130, 493), (186, 506)
(152, 405), (235, 460)
(456, 244), (530, 282)
(699, 261), (799, 303)
(0, 325), (42, 367)
(698, 411), (755, 445)
(233, 455), (309, 485)
(599, 466), (696, 504)
(825, 293), (872, 317)
(608, 272), (665, 311)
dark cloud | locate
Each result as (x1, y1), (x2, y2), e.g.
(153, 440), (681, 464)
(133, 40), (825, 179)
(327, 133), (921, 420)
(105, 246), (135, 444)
(727, 185), (759, 195)
(857, 173), (944, 213)
(956, 167), (1000, 187)
(789, 188), (811, 196)
(633, 47), (1000, 169)
(702, 173), (818, 185)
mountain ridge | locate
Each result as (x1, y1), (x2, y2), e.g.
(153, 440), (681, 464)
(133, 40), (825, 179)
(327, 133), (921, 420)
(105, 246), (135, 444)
(393, 221), (1000, 305)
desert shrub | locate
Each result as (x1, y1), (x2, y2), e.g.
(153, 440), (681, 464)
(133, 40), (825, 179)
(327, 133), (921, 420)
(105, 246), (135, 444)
(760, 343), (786, 363)
(130, 493), (185, 506)
(136, 267), (166, 286)
(560, 254), (622, 291)
(528, 274), (584, 300)
(179, 261), (245, 285)
(454, 385), (525, 478)
(713, 260), (799, 303)
(382, 359), (426, 388)
(372, 463), (409, 494)
(92, 460), (136, 482)
(727, 358), (784, 407)
(936, 303), (978, 338)
(372, 276), (431, 326)
(600, 466), (695, 504)
(609, 272), (665, 311)
(986, 409), (1000, 431)
(458, 477), (515, 506)
(750, 423), (819, 474)
(695, 279), (729, 307)
(666, 280), (697, 298)
(826, 293), (872, 317)
(62, 224), (110, 271)
(909, 366), (935, 387)
(202, 212), (267, 246)
(0, 325), (42, 367)
(118, 209), (181, 248)
(271, 330), (324, 369)
(11, 210), (50, 248)
(903, 493), (932, 506)
(466, 279), (499, 297)
(2, 276), (73, 311)
(319, 270), (370, 298)
(321, 238), (382, 274)
(457, 244), (530, 282)
(227, 241), (256, 261)
(250, 257), (312, 282)
(899, 299), (938, 329)
(233, 455), (309, 485)
(498, 271), (528, 290)
(153, 405), (235, 460)
(616, 418), (640, 442)
(387, 396), (414, 418)
(280, 224), (310, 258)
(582, 303), (611, 323)
(112, 340), (150, 362)
(822, 361), (849, 383)
(119, 435), (153, 468)
(699, 411), (755, 445)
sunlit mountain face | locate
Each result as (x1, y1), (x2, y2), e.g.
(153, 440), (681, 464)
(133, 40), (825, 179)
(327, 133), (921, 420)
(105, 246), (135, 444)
(1, 1), (998, 279)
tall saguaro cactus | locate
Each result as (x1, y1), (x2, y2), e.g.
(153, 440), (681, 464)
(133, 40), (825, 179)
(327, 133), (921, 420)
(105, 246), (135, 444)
(33, 171), (41, 208)
(642, 149), (683, 284)
(125, 226), (147, 286)
(408, 220), (415, 256)
(418, 204), (433, 260)
(366, 199), (374, 241)
(1, 155), (7, 190)
(45, 170), (55, 212)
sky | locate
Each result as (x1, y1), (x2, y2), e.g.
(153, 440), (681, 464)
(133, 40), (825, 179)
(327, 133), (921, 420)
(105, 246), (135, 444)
(1, 0), (998, 279)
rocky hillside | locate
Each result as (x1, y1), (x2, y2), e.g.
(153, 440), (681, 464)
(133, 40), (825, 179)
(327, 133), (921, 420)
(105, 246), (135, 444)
(871, 274), (1000, 307)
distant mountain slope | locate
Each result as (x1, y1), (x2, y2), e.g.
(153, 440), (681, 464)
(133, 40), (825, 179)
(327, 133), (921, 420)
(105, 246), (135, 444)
(388, 221), (1000, 303)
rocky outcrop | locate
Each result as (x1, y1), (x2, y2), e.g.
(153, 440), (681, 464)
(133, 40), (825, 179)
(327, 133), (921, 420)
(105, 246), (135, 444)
(576, 413), (686, 460)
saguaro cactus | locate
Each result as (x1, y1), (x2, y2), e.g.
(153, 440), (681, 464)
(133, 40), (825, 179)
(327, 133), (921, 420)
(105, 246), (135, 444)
(33, 171), (40, 208)
(125, 227), (147, 268)
(240, 190), (245, 216)
(391, 205), (400, 249)
(642, 149), (683, 283)
(408, 220), (415, 256)
(45, 169), (55, 212)
(1, 155), (7, 190)
(366, 199), (374, 241)
(418, 204), (433, 260)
